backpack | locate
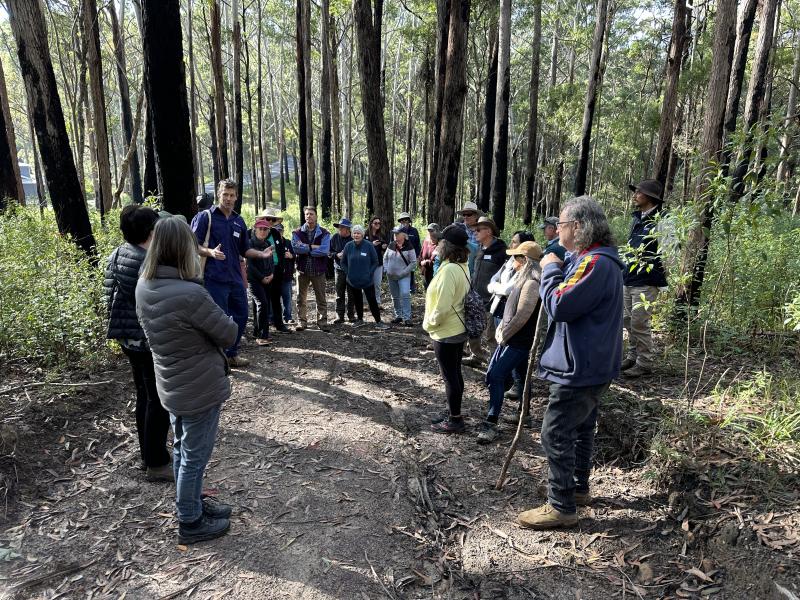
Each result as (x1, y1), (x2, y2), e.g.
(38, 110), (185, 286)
(452, 264), (486, 339)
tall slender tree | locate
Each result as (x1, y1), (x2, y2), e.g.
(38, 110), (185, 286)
(295, 0), (312, 214)
(490, 0), (511, 230)
(478, 23), (498, 213)
(7, 0), (96, 254)
(574, 0), (609, 197)
(232, 0), (244, 210)
(210, 0), (229, 181)
(320, 0), (334, 219)
(523, 0), (542, 224)
(141, 0), (195, 219)
(0, 57), (23, 206)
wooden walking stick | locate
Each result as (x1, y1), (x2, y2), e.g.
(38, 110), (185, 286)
(495, 300), (545, 490)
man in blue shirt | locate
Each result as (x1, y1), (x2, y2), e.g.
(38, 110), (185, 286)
(192, 179), (273, 368)
(539, 216), (566, 261)
(291, 206), (332, 332)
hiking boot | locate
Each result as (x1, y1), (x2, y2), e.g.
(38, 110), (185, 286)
(430, 418), (466, 434)
(145, 463), (174, 482)
(536, 483), (592, 506)
(623, 364), (652, 378)
(462, 355), (484, 368)
(201, 495), (232, 519)
(333, 317), (345, 325)
(227, 355), (250, 368)
(352, 319), (365, 328)
(177, 515), (231, 544)
(476, 421), (499, 445)
(501, 411), (533, 429)
(620, 357), (636, 370)
(504, 384), (522, 400)
(275, 325), (292, 333)
(518, 504), (578, 530)
(374, 322), (390, 330)
(295, 322), (307, 331)
(430, 411), (451, 424)
(390, 317), (403, 324)
(401, 320), (414, 327)
(255, 338), (272, 346)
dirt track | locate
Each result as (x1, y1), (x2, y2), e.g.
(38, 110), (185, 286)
(1, 285), (798, 599)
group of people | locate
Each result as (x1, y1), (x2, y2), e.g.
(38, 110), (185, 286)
(103, 176), (668, 543)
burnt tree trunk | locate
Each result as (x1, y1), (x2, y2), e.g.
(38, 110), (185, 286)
(478, 23), (498, 214)
(523, 0), (542, 225)
(7, 0), (96, 254)
(232, 0), (244, 210)
(574, 0), (609, 197)
(426, 0), (451, 222)
(141, 0), (195, 219)
(320, 0), (334, 219)
(489, 0), (511, 230)
(211, 0), (229, 180)
(0, 57), (23, 206)
(295, 0), (311, 214)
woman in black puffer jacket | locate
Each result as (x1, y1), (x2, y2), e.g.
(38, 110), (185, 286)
(103, 205), (172, 481)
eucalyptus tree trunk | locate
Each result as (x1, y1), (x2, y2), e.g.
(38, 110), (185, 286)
(7, 0), (96, 254)
(402, 60), (415, 212)
(652, 0), (688, 187)
(211, 0), (229, 180)
(677, 0), (736, 307)
(295, 0), (311, 213)
(329, 15), (343, 214)
(231, 0), (244, 210)
(320, 0), (334, 219)
(723, 0), (758, 142)
(301, 0), (316, 205)
(478, 23), (498, 214)
(523, 0), (542, 225)
(243, 14), (260, 210)
(574, 0), (609, 197)
(426, 0), (450, 221)
(777, 43), (800, 184)
(0, 57), (24, 205)
(186, 0), (202, 194)
(489, 0), (511, 230)
(266, 49), (283, 209)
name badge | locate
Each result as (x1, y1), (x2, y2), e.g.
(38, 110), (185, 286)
(483, 254), (492, 260)
(233, 231), (240, 238)
(360, 252), (367, 256)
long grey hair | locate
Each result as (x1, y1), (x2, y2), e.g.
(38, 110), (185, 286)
(562, 195), (615, 251)
(514, 256), (542, 288)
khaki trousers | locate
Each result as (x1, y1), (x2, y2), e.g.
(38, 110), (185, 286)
(297, 273), (328, 327)
(622, 285), (659, 368)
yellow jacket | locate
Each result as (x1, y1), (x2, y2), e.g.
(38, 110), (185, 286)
(423, 260), (470, 340)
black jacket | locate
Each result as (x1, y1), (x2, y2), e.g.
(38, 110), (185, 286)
(330, 233), (353, 270)
(247, 236), (276, 283)
(624, 208), (667, 287)
(471, 237), (508, 307)
(104, 243), (147, 342)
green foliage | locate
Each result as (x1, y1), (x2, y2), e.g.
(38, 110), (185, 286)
(0, 207), (121, 367)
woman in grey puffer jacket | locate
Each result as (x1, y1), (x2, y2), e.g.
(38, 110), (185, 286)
(136, 216), (238, 545)
(104, 205), (171, 481)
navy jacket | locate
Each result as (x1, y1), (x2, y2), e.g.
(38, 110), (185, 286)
(341, 239), (378, 289)
(191, 207), (250, 284)
(472, 237), (508, 307)
(624, 208), (667, 287)
(543, 237), (567, 261)
(538, 245), (624, 387)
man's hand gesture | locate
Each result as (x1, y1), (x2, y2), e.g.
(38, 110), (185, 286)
(210, 244), (226, 261)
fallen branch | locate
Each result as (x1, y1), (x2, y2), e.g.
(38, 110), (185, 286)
(11, 558), (99, 592)
(0, 380), (113, 396)
(496, 302), (545, 490)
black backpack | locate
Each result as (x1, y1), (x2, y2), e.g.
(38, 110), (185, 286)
(452, 264), (486, 339)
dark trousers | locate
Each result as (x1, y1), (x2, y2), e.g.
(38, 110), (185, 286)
(205, 278), (248, 357)
(121, 347), (171, 468)
(250, 282), (272, 339)
(334, 269), (354, 320)
(540, 382), (608, 514)
(347, 283), (381, 322)
(433, 340), (464, 417)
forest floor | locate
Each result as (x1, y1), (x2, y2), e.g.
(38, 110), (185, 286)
(0, 283), (798, 600)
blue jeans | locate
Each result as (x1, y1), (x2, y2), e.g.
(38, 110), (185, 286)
(170, 404), (221, 523)
(372, 266), (383, 304)
(540, 382), (608, 514)
(388, 276), (411, 321)
(205, 279), (248, 357)
(485, 345), (529, 418)
(281, 278), (293, 320)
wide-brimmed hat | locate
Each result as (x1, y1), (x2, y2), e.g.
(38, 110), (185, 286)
(507, 240), (543, 260)
(458, 202), (479, 215)
(475, 216), (499, 236)
(334, 217), (353, 229)
(397, 212), (412, 222)
(258, 207), (283, 222)
(628, 179), (664, 203)
(426, 223), (440, 231)
(441, 223), (468, 247)
(539, 216), (558, 230)
(254, 218), (270, 229)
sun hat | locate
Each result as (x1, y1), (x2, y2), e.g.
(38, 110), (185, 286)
(426, 223), (440, 231)
(475, 216), (499, 236)
(628, 179), (664, 203)
(334, 217), (353, 228)
(397, 212), (412, 222)
(506, 240), (543, 260)
(458, 201), (479, 215)
(258, 207), (283, 222)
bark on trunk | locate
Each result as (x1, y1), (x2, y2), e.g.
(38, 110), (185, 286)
(478, 23), (498, 214)
(295, 0), (311, 214)
(329, 15), (343, 214)
(523, 0), (542, 225)
(0, 57), (24, 205)
(353, 0), (393, 228)
(777, 42), (800, 183)
(490, 0), (511, 231)
(426, 0), (451, 222)
(232, 0), (244, 211)
(7, 0), (96, 254)
(320, 0), (334, 219)
(211, 0), (229, 180)
(574, 0), (609, 197)
(141, 0), (195, 219)
(652, 0), (688, 187)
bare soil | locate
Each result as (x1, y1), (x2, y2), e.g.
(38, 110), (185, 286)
(1, 285), (798, 599)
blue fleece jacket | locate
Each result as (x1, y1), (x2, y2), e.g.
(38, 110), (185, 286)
(538, 245), (624, 387)
(341, 239), (378, 289)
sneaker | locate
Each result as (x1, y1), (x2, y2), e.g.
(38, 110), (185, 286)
(227, 355), (250, 368)
(476, 421), (499, 445)
(295, 323), (307, 331)
(145, 464), (174, 482)
(374, 322), (390, 330)
(285, 319), (296, 325)
(430, 418), (466, 434)
(390, 317), (403, 324)
(518, 503), (578, 530)
(177, 515), (231, 544)
(275, 326), (292, 333)
(255, 338), (272, 346)
(352, 319), (365, 327)
(623, 364), (652, 378)
(500, 411), (533, 429)
(201, 495), (233, 519)
(430, 410), (450, 424)
(333, 317), (345, 325)
(620, 357), (636, 370)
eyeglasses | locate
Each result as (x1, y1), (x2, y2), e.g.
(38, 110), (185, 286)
(556, 220), (576, 227)
(462, 212), (476, 217)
